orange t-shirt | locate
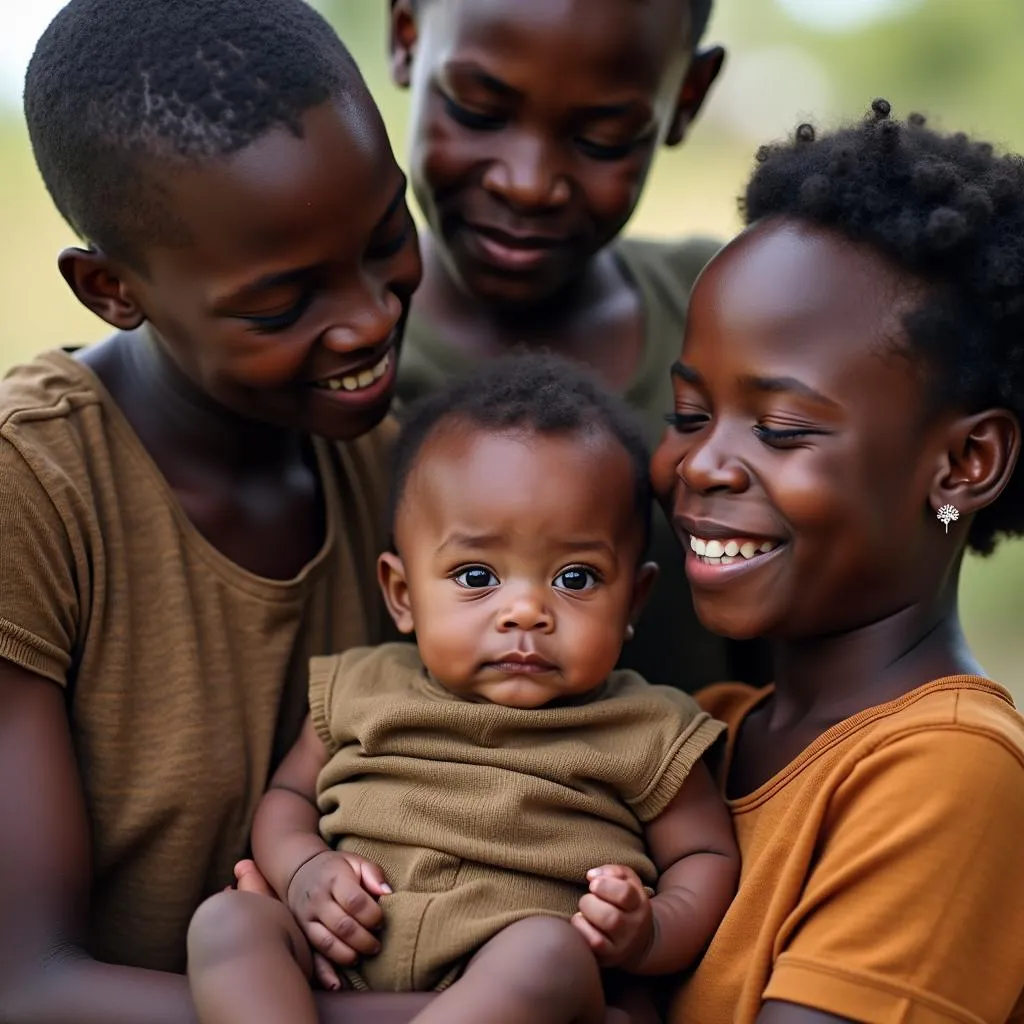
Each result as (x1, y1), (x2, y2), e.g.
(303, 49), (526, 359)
(670, 676), (1024, 1024)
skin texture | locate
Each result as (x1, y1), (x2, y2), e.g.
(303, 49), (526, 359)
(0, 92), (477, 1023)
(650, 217), (1020, 1022)
(187, 427), (739, 1023)
(390, 0), (723, 389)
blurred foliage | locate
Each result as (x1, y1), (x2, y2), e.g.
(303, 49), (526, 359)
(0, 0), (1020, 698)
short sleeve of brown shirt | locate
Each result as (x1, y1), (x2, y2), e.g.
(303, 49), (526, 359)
(0, 350), (395, 973)
(671, 678), (1024, 1024)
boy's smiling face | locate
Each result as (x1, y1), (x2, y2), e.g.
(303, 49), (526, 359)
(380, 426), (654, 708)
(391, 0), (721, 308)
(86, 98), (423, 441)
(652, 217), (958, 641)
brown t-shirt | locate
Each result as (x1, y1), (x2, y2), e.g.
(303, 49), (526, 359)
(0, 351), (393, 973)
(671, 677), (1024, 1024)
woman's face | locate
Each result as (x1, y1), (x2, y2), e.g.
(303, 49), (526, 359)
(652, 217), (953, 641)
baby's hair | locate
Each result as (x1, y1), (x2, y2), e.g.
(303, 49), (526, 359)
(744, 98), (1024, 555)
(24, 0), (366, 270)
(390, 353), (653, 553)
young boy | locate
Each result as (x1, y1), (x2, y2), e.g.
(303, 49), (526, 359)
(388, 0), (771, 692)
(187, 355), (740, 1024)
(1, 2), (438, 1022)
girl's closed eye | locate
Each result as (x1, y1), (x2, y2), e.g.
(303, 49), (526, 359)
(752, 423), (830, 446)
(664, 411), (709, 432)
(443, 95), (505, 132)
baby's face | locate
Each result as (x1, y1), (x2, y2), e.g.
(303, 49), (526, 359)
(383, 426), (651, 708)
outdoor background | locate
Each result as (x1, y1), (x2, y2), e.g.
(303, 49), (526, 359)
(1, 0), (1020, 700)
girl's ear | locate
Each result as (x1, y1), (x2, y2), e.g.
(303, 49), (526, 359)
(665, 45), (725, 147)
(929, 409), (1021, 530)
(389, 0), (418, 89)
(57, 247), (146, 330)
(378, 550), (416, 634)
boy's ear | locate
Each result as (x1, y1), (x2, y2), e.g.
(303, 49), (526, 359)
(378, 550), (417, 634)
(928, 409), (1021, 531)
(58, 247), (146, 330)
(627, 561), (659, 639)
(389, 0), (418, 89)
(665, 45), (725, 147)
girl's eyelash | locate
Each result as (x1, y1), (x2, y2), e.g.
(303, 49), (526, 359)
(367, 221), (411, 260)
(576, 138), (641, 162)
(664, 412), (708, 430)
(443, 96), (505, 131)
(752, 425), (819, 442)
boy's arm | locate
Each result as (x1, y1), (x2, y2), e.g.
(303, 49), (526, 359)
(636, 760), (739, 975)
(250, 715), (332, 901)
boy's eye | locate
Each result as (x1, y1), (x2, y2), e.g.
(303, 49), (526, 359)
(366, 206), (413, 261)
(664, 411), (709, 432)
(553, 567), (598, 592)
(443, 95), (506, 132)
(453, 566), (499, 589)
(240, 294), (312, 334)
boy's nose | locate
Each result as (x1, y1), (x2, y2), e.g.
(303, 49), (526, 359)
(482, 137), (571, 212)
(321, 283), (403, 353)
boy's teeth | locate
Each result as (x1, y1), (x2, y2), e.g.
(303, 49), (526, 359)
(316, 352), (390, 392)
(688, 535), (780, 564)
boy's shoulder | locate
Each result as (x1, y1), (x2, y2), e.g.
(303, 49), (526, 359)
(0, 349), (103, 434)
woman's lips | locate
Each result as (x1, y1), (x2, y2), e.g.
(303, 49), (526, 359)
(462, 224), (568, 273)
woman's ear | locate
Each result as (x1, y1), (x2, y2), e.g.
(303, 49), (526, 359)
(928, 409), (1021, 530)
(57, 247), (146, 330)
(665, 45), (725, 147)
(378, 550), (416, 634)
(389, 0), (418, 89)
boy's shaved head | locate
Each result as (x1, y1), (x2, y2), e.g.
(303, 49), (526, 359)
(25, 0), (367, 270)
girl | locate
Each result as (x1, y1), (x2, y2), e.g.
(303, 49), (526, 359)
(653, 100), (1024, 1023)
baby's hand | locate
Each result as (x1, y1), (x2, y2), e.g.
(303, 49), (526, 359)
(572, 864), (654, 970)
(286, 850), (391, 969)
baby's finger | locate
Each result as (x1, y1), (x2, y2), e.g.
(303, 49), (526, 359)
(313, 951), (343, 991)
(571, 911), (611, 956)
(303, 921), (360, 967)
(234, 860), (276, 898)
(354, 858), (393, 898)
(589, 873), (642, 911)
(316, 901), (381, 957)
(329, 876), (384, 931)
(578, 892), (624, 937)
(586, 864), (635, 883)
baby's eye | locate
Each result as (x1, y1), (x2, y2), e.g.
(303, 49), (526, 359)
(453, 566), (499, 589)
(553, 567), (598, 592)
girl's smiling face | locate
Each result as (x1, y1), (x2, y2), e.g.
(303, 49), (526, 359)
(652, 217), (957, 641)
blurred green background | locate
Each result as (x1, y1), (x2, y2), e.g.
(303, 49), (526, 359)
(1, 0), (1020, 700)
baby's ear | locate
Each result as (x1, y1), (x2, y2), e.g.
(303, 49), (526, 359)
(58, 247), (146, 330)
(627, 561), (659, 637)
(378, 551), (416, 633)
(665, 45), (725, 147)
(388, 0), (418, 89)
(928, 408), (1021, 530)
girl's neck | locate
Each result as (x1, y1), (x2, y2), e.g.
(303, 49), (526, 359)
(91, 327), (307, 478)
(767, 582), (985, 731)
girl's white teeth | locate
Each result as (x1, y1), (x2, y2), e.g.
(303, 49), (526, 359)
(320, 353), (390, 392)
(689, 535), (779, 563)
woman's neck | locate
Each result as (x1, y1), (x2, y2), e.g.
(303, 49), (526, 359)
(416, 232), (620, 344)
(767, 583), (984, 731)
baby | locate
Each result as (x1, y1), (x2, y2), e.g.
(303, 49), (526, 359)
(187, 354), (739, 1024)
